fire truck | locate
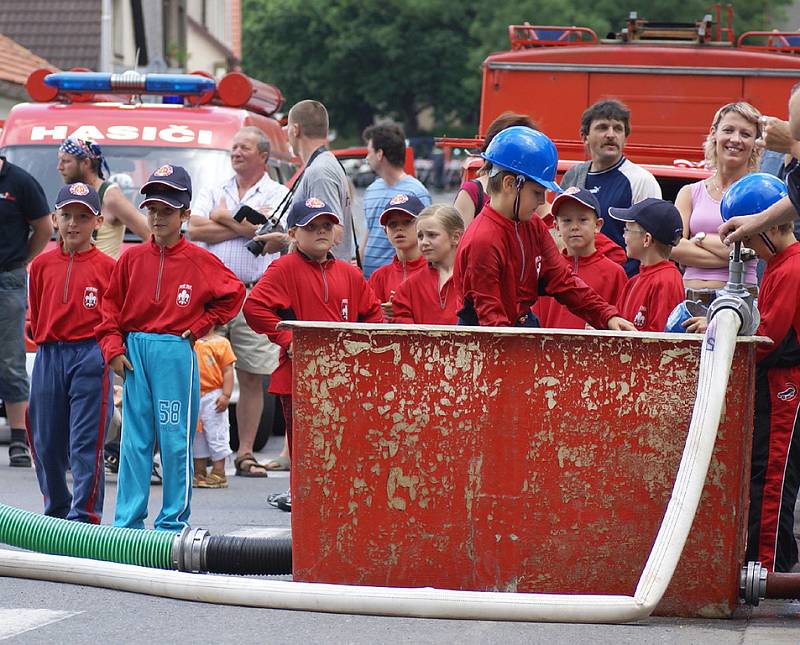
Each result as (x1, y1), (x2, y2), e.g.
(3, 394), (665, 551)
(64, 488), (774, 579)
(0, 69), (297, 208)
(442, 6), (800, 199)
(0, 69), (297, 450)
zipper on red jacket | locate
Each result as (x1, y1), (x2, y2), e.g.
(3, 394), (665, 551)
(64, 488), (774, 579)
(62, 251), (75, 304)
(573, 255), (579, 274)
(320, 262), (329, 303)
(515, 223), (526, 281)
(154, 245), (165, 301)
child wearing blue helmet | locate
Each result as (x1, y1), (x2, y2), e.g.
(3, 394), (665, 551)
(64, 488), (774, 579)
(687, 173), (800, 572)
(451, 126), (635, 331)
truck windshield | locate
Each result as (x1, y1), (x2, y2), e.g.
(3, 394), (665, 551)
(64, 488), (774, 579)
(2, 145), (231, 208)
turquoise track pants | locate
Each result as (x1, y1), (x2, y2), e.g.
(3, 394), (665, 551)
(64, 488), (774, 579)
(114, 332), (199, 532)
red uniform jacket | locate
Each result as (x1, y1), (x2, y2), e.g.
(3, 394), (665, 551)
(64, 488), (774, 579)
(618, 259), (684, 332)
(243, 251), (382, 395)
(534, 249), (628, 329)
(595, 232), (628, 266)
(392, 264), (458, 325)
(95, 237), (245, 362)
(368, 255), (428, 303)
(757, 243), (800, 364)
(452, 205), (620, 328)
(29, 244), (116, 344)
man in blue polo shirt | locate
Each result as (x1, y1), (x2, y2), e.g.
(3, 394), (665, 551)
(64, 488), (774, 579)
(0, 157), (52, 467)
(561, 99), (662, 277)
(361, 123), (431, 278)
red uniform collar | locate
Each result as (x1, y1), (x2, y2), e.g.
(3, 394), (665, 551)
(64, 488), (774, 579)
(57, 242), (102, 262)
(765, 242), (800, 271)
(147, 235), (189, 255)
(638, 259), (675, 274)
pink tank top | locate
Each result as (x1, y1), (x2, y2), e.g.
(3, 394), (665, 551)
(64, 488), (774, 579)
(683, 180), (757, 284)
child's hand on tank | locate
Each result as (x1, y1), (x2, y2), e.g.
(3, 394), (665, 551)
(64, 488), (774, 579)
(682, 316), (708, 333)
(214, 392), (230, 412)
(607, 316), (637, 332)
(110, 354), (133, 381)
(381, 290), (396, 321)
(181, 329), (196, 347)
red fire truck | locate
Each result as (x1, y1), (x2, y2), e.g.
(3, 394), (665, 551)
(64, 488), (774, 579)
(0, 69), (297, 208)
(442, 7), (800, 198)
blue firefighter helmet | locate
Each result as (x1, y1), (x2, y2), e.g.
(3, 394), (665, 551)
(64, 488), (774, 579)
(482, 126), (561, 193)
(720, 173), (788, 222)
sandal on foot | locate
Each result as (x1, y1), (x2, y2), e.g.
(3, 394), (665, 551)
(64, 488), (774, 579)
(264, 455), (290, 471)
(192, 473), (206, 488)
(9, 441), (31, 468)
(234, 453), (268, 478)
(198, 472), (228, 489)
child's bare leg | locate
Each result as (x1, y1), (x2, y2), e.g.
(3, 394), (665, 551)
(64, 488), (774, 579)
(210, 458), (226, 477)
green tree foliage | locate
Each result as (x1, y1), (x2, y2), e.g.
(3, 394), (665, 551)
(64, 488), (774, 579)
(243, 0), (794, 138)
(243, 0), (479, 137)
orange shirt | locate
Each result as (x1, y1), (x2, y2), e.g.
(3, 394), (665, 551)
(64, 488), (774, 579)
(195, 335), (236, 395)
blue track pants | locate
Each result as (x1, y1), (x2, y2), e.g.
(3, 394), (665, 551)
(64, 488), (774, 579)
(114, 332), (199, 532)
(28, 339), (112, 523)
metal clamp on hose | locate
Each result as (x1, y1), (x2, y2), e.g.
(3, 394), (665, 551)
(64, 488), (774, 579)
(740, 561), (768, 606)
(707, 243), (760, 336)
(172, 527), (209, 573)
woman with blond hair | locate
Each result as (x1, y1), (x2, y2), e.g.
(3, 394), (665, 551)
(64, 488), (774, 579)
(671, 102), (763, 295)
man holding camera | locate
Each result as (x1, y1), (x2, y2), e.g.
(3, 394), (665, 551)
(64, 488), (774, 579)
(188, 126), (289, 477)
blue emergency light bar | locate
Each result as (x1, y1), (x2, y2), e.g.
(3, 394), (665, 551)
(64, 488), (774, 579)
(44, 72), (216, 96)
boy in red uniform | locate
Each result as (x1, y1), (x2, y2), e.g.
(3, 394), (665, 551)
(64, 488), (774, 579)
(243, 198), (382, 512)
(452, 126), (633, 331)
(609, 198), (685, 332)
(392, 204), (464, 325)
(686, 176), (800, 572)
(28, 182), (116, 523)
(534, 187), (628, 329)
(740, 220), (800, 572)
(96, 165), (245, 531)
(368, 193), (428, 321)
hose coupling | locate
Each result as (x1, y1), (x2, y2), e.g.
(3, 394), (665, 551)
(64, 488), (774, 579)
(172, 526), (210, 573)
(707, 293), (759, 336)
(740, 560), (768, 606)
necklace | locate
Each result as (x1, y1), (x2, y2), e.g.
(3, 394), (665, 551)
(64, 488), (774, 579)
(438, 281), (450, 309)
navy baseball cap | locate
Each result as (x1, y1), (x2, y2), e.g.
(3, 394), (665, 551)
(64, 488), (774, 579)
(551, 186), (601, 218)
(287, 197), (341, 228)
(379, 193), (425, 225)
(609, 198), (684, 246)
(55, 182), (100, 215)
(140, 164), (192, 209)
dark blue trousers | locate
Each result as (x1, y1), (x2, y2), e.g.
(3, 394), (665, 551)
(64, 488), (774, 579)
(28, 339), (112, 523)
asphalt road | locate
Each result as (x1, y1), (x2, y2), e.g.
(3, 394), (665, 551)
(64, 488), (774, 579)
(1, 436), (800, 645)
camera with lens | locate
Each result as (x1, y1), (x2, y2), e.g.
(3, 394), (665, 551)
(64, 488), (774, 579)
(245, 219), (286, 257)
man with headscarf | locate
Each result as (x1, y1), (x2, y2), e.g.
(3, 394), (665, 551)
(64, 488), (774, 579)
(57, 137), (150, 258)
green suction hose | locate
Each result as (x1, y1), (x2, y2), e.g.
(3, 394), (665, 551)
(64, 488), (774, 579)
(0, 503), (174, 569)
(0, 503), (293, 575)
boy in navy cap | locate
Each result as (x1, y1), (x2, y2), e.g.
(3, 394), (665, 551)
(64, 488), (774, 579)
(28, 182), (116, 523)
(609, 198), (685, 332)
(243, 198), (382, 511)
(534, 187), (628, 329)
(368, 194), (428, 321)
(96, 165), (245, 531)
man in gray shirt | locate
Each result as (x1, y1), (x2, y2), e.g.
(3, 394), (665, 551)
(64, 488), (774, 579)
(286, 100), (355, 261)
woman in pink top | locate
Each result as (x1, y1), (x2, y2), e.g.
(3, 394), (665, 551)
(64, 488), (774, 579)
(672, 102), (761, 292)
